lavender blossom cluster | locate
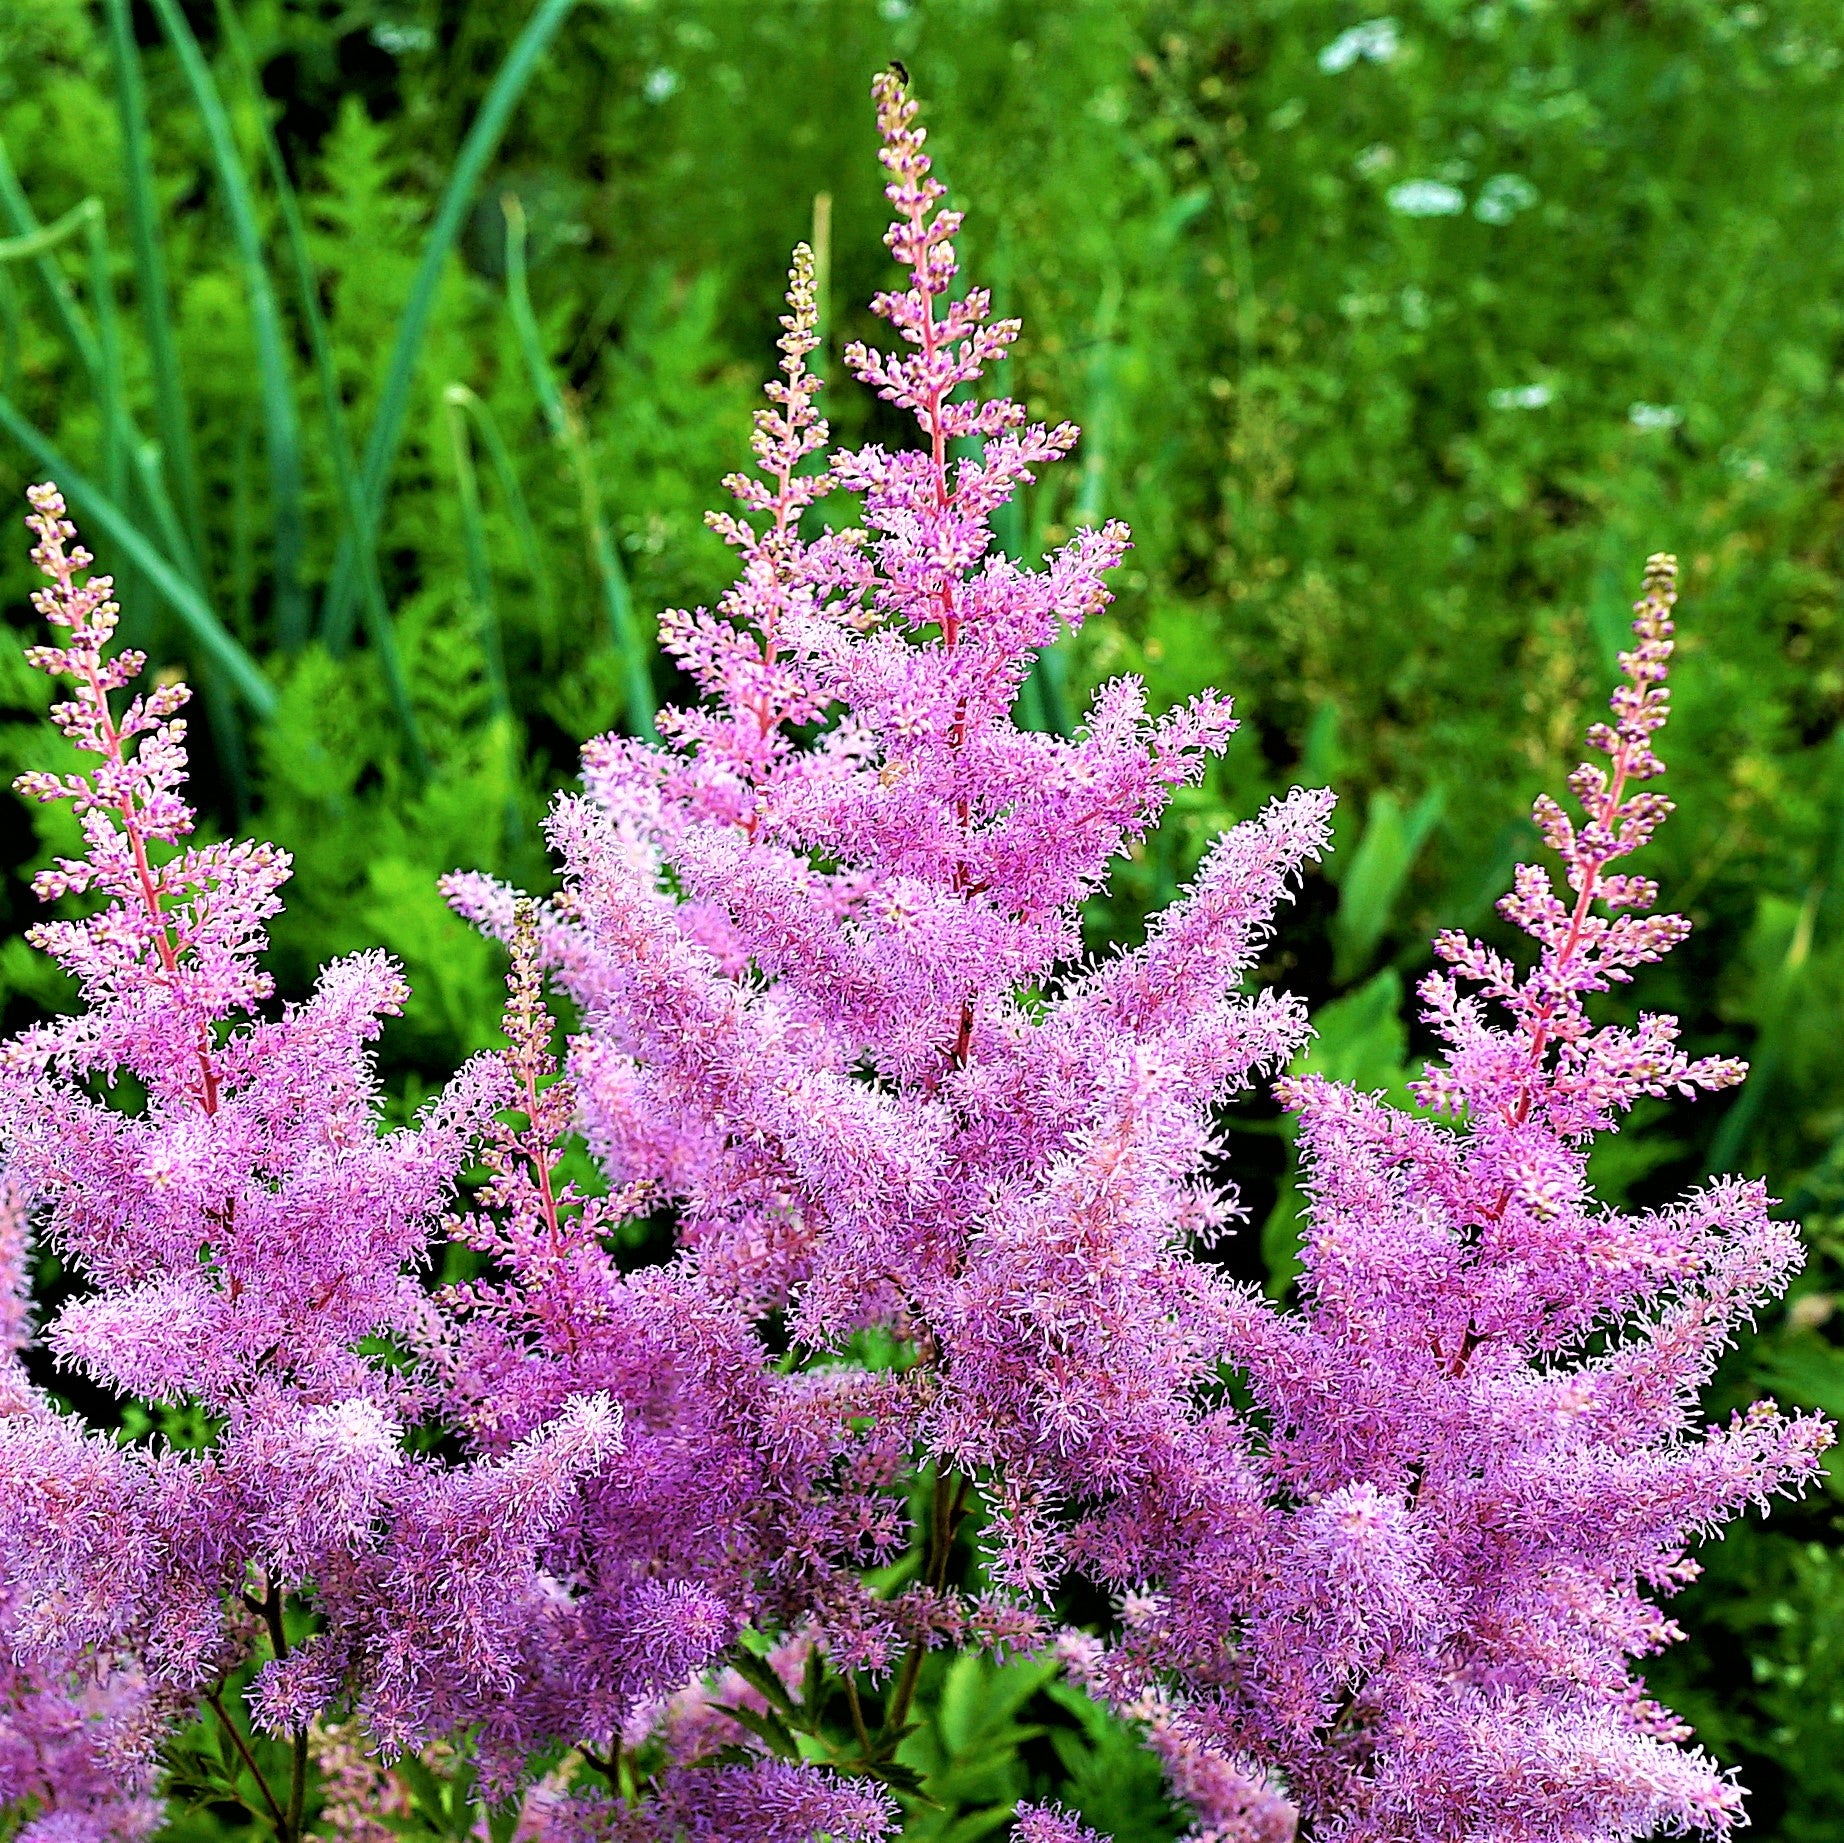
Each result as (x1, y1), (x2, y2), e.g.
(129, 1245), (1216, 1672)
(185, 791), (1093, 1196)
(0, 73), (1828, 1843)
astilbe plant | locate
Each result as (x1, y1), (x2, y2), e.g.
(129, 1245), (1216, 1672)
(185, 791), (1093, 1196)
(0, 487), (624, 1838)
(1053, 558), (1833, 1842)
(0, 71), (1827, 1843)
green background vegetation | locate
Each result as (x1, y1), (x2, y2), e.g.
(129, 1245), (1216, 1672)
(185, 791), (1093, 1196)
(4, 0), (1844, 1834)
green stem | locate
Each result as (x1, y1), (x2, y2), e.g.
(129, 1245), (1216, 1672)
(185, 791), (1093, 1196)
(206, 1684), (287, 1832)
(843, 1670), (875, 1761)
(0, 135), (99, 373)
(147, 0), (307, 648)
(879, 1465), (967, 1745)
(259, 1580), (290, 1663)
(0, 194), (100, 265)
(256, 1582), (309, 1843)
(578, 1743), (621, 1791)
(444, 386), (525, 846)
(287, 1729), (308, 1842)
(880, 1643), (926, 1752)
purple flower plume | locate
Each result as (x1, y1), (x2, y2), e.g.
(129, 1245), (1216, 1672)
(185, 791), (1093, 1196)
(0, 73), (1825, 1843)
(1068, 560), (1831, 1841)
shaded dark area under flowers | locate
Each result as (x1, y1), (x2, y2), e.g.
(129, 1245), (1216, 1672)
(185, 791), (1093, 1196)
(4, 3), (1844, 1840)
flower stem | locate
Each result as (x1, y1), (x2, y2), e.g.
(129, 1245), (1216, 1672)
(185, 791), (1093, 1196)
(878, 1464), (969, 1748)
(206, 1684), (287, 1833)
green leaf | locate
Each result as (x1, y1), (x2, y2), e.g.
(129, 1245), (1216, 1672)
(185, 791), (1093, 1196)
(872, 1758), (939, 1801)
(713, 1701), (802, 1761)
(394, 1753), (453, 1830)
(1331, 786), (1446, 983)
(1297, 967), (1413, 1096)
(1755, 1337), (1844, 1422)
(801, 1639), (829, 1719)
(726, 1645), (798, 1716)
(940, 1805), (1020, 1843)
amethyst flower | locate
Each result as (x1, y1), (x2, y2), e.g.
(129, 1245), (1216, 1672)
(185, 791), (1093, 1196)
(0, 1182), (165, 1843)
(445, 69), (1321, 1834)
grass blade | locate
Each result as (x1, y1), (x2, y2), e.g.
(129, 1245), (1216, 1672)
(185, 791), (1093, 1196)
(810, 190), (832, 367)
(988, 229), (1076, 737)
(447, 381), (558, 666)
(443, 387), (512, 721)
(0, 261), (18, 395)
(126, 431), (207, 608)
(0, 150), (206, 594)
(229, 403), (256, 632)
(77, 198), (158, 658)
(146, 0), (306, 649)
(1025, 270), (1124, 737)
(0, 392), (276, 718)
(0, 195), (101, 265)
(503, 197), (657, 739)
(0, 140), (101, 373)
(319, 0), (583, 654)
(206, 0), (425, 773)
(80, 207), (127, 514)
(1705, 889), (1816, 1176)
(102, 0), (207, 586)
(1070, 272), (1122, 529)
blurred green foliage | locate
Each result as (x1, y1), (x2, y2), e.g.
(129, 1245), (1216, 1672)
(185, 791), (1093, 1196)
(5, 0), (1844, 1834)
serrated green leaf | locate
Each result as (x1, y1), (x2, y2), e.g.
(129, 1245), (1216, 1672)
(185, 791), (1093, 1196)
(713, 1701), (802, 1761)
(802, 1641), (828, 1717)
(446, 1752), (479, 1832)
(701, 1744), (761, 1769)
(940, 1805), (1021, 1843)
(727, 1645), (798, 1715)
(394, 1753), (451, 1827)
(874, 1758), (940, 1801)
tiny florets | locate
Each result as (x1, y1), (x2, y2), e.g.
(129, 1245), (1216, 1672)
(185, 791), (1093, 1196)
(0, 79), (1819, 1843)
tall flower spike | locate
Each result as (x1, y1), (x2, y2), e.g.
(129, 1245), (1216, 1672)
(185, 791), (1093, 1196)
(451, 71), (1326, 1838)
(1065, 560), (1829, 1843)
(2, 486), (507, 1417)
(1, 493), (625, 1788)
(1414, 552), (1745, 1140)
(0, 1169), (166, 1843)
(12, 483), (282, 1110)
